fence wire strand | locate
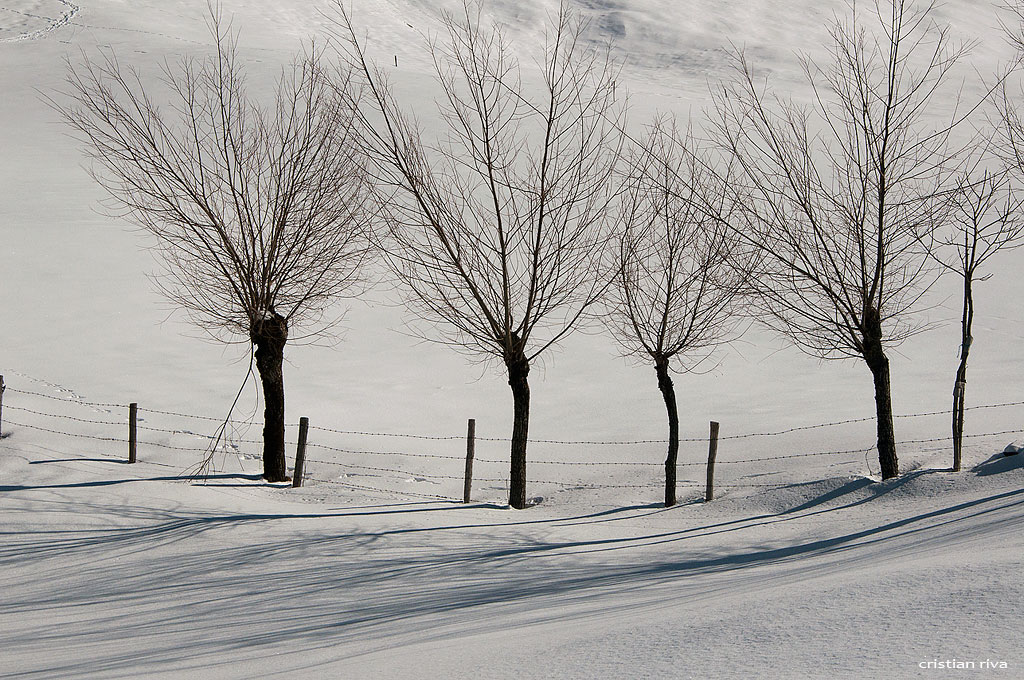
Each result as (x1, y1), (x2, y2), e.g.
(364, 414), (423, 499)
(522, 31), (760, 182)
(8, 381), (1024, 445)
(6, 405), (125, 426)
(5, 387), (126, 409)
(4, 384), (1023, 502)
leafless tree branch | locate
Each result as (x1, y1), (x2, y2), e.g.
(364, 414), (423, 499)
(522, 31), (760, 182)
(604, 118), (754, 506)
(54, 5), (372, 481)
(334, 0), (624, 508)
(711, 0), (986, 479)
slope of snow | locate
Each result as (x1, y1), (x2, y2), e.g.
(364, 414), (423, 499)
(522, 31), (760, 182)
(2, 0), (1022, 447)
(2, 422), (1023, 678)
(2, 0), (1024, 676)
(2, 0), (1022, 450)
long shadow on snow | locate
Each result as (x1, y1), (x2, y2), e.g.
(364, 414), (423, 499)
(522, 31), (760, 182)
(8, 485), (1024, 675)
(4, 459), (1024, 677)
(0, 469), (980, 567)
(0, 472), (267, 492)
(0, 474), (876, 567)
(3, 478), (1023, 679)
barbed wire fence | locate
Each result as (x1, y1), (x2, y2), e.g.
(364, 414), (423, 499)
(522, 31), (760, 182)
(2, 375), (1022, 505)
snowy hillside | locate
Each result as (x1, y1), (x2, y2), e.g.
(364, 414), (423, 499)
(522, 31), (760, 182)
(2, 0), (1024, 677)
(2, 0), (1023, 444)
(3, 396), (1024, 678)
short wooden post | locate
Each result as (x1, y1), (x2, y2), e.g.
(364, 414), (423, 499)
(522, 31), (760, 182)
(128, 402), (138, 463)
(463, 418), (476, 503)
(705, 420), (719, 502)
(0, 374), (5, 438)
(293, 417), (309, 488)
(394, 54), (398, 67)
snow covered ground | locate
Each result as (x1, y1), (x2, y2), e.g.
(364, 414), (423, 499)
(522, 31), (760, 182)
(3, 405), (1023, 678)
(2, 0), (1024, 677)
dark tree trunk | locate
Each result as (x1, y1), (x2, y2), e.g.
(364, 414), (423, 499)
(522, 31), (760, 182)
(861, 308), (898, 480)
(505, 348), (531, 509)
(952, 377), (965, 472)
(654, 356), (680, 507)
(952, 274), (974, 473)
(252, 312), (289, 483)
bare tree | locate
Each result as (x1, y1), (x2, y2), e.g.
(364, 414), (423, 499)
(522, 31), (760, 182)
(57, 12), (370, 482)
(336, 0), (623, 508)
(605, 120), (750, 506)
(712, 0), (980, 479)
(924, 163), (1024, 471)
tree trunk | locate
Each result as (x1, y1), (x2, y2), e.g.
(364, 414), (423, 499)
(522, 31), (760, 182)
(252, 312), (289, 483)
(655, 356), (680, 507)
(862, 309), (898, 480)
(952, 274), (974, 473)
(506, 349), (531, 509)
(952, 378), (965, 472)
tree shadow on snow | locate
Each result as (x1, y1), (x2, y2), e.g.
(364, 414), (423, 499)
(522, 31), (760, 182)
(4, 472), (1024, 679)
(0, 472), (268, 493)
(28, 457), (133, 464)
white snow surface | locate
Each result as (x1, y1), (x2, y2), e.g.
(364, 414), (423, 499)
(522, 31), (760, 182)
(3, 409), (1024, 678)
(2, 0), (1024, 677)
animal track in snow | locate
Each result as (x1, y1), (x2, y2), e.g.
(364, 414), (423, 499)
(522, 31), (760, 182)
(9, 370), (114, 414)
(0, 1), (80, 43)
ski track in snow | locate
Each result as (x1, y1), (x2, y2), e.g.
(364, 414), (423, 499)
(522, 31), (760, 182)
(0, 0), (79, 43)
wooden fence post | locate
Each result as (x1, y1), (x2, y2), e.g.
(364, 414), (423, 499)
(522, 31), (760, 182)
(0, 374), (5, 438)
(128, 402), (138, 463)
(705, 420), (719, 502)
(293, 417), (309, 488)
(463, 418), (475, 503)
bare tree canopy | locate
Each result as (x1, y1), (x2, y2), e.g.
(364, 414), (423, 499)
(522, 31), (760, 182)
(57, 10), (371, 481)
(712, 0), (982, 480)
(605, 119), (751, 506)
(925, 161), (1024, 471)
(336, 0), (623, 508)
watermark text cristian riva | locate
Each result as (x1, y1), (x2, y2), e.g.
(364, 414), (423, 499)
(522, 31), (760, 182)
(919, 659), (1009, 670)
